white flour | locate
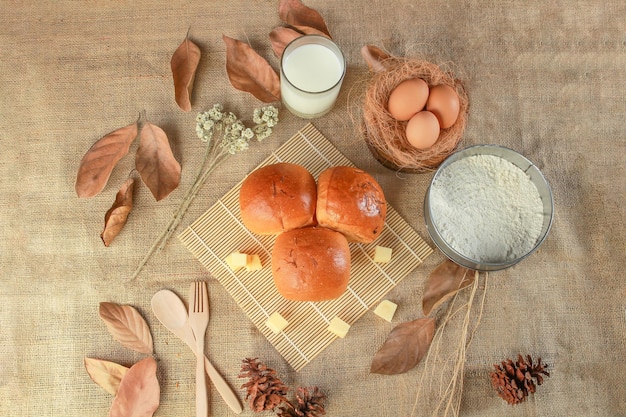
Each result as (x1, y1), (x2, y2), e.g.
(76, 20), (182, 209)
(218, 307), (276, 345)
(429, 154), (544, 263)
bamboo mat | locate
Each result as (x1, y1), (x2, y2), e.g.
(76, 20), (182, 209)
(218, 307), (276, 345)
(179, 123), (433, 371)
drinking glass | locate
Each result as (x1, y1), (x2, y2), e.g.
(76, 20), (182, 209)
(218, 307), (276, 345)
(280, 35), (346, 119)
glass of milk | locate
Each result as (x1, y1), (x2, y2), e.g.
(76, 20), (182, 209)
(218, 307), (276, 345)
(280, 35), (346, 119)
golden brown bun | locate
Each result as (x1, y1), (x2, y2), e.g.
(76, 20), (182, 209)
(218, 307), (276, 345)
(316, 166), (387, 243)
(239, 163), (317, 235)
(271, 227), (350, 301)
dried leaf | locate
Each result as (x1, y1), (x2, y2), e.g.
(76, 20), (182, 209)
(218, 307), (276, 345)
(135, 121), (181, 201)
(84, 357), (129, 395)
(422, 260), (475, 316)
(370, 317), (435, 375)
(99, 302), (154, 354)
(100, 178), (135, 247)
(292, 24), (332, 38)
(222, 35), (281, 103)
(269, 27), (302, 58)
(110, 357), (160, 417)
(75, 122), (138, 198)
(278, 0), (331, 37)
(170, 35), (201, 112)
(360, 45), (393, 73)
(269, 26), (330, 58)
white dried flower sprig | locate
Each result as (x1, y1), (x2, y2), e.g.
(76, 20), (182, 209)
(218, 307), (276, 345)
(130, 104), (279, 281)
(195, 104), (278, 154)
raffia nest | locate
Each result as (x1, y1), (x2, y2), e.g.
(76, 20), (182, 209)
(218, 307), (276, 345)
(362, 58), (469, 173)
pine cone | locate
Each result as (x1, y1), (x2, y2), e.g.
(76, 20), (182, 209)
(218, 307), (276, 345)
(239, 358), (289, 412)
(277, 387), (327, 417)
(490, 354), (550, 405)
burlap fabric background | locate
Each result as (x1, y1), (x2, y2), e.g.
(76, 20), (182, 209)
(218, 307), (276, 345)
(1, 1), (624, 416)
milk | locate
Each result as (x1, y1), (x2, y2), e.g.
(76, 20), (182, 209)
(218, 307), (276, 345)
(282, 44), (343, 92)
(280, 36), (346, 118)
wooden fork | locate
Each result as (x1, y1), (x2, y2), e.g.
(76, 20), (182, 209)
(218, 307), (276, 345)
(189, 281), (210, 417)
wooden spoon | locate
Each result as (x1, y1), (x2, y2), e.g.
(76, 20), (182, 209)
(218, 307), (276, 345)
(151, 289), (243, 414)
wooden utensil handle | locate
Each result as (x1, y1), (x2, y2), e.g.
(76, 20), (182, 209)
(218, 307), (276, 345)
(196, 351), (208, 417)
(204, 357), (243, 414)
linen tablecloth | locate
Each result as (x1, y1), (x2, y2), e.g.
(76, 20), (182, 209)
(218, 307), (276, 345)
(1, 1), (624, 416)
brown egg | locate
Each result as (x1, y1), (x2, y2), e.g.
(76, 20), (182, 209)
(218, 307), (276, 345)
(406, 111), (440, 150)
(387, 78), (429, 121)
(426, 84), (460, 129)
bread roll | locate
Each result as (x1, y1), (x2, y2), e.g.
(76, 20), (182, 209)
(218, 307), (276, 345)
(316, 166), (387, 243)
(239, 163), (316, 235)
(271, 227), (350, 301)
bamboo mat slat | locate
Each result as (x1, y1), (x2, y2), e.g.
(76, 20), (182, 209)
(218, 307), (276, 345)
(179, 123), (433, 371)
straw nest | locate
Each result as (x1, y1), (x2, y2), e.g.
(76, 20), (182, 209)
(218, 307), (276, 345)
(362, 58), (469, 173)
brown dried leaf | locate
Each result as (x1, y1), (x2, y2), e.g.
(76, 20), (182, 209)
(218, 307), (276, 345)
(75, 122), (138, 198)
(110, 357), (160, 417)
(99, 302), (154, 354)
(370, 317), (435, 375)
(292, 24), (332, 38)
(84, 357), (129, 395)
(135, 121), (181, 201)
(171, 35), (201, 112)
(278, 0), (331, 37)
(360, 45), (393, 73)
(422, 260), (475, 316)
(269, 27), (302, 58)
(269, 26), (331, 58)
(100, 178), (135, 247)
(222, 35), (280, 103)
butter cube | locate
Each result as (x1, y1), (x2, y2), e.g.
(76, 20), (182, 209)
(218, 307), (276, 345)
(373, 246), (393, 263)
(265, 312), (289, 334)
(246, 254), (263, 271)
(327, 317), (351, 338)
(225, 252), (248, 271)
(373, 300), (398, 322)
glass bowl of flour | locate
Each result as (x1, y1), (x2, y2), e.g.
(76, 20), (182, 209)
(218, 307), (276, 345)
(424, 145), (553, 271)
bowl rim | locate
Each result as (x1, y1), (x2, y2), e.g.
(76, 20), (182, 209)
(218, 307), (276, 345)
(423, 144), (554, 271)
